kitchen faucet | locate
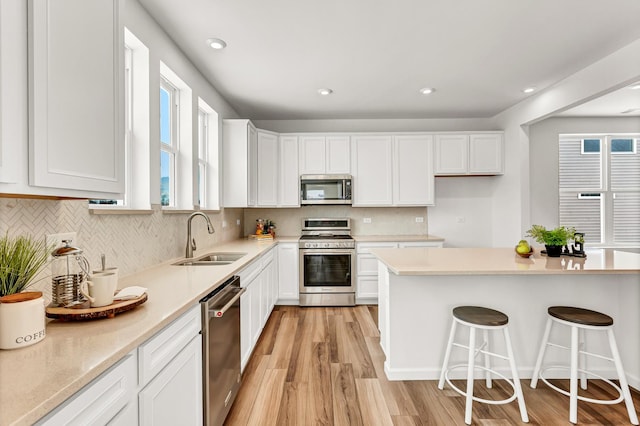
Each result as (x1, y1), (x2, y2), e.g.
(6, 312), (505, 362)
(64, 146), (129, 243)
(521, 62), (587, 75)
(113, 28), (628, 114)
(185, 212), (215, 258)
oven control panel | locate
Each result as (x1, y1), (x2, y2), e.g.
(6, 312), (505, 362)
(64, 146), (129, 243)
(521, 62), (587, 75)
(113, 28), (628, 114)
(301, 241), (355, 249)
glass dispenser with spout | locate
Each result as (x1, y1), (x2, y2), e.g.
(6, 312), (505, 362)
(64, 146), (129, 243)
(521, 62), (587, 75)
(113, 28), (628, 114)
(50, 240), (91, 308)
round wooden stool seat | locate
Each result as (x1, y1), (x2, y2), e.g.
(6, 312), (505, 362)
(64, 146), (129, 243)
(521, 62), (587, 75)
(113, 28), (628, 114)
(453, 306), (509, 326)
(548, 306), (613, 327)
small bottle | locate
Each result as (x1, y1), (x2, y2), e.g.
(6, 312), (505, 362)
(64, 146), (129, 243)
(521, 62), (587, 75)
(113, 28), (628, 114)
(256, 219), (265, 235)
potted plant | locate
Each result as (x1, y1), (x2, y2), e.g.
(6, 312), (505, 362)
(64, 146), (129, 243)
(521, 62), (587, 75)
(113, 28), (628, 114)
(525, 225), (575, 257)
(0, 234), (50, 349)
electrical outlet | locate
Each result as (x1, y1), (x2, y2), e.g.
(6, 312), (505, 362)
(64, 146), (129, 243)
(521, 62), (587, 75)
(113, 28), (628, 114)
(45, 232), (77, 254)
(236, 219), (241, 226)
(222, 220), (228, 228)
(415, 217), (424, 223)
(363, 218), (372, 224)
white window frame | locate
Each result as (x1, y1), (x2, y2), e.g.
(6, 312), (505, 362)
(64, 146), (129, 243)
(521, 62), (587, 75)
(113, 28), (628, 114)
(560, 134), (640, 247)
(197, 98), (219, 210)
(159, 62), (193, 210)
(160, 77), (178, 207)
(89, 28), (151, 212)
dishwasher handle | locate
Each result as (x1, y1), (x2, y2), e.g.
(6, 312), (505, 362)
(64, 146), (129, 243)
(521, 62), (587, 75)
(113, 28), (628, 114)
(209, 287), (246, 318)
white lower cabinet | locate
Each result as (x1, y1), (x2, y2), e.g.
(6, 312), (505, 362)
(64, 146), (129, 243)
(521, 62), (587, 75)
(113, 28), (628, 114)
(37, 305), (203, 426)
(277, 242), (299, 305)
(356, 241), (444, 303)
(138, 335), (203, 426)
(239, 246), (278, 372)
(36, 352), (137, 426)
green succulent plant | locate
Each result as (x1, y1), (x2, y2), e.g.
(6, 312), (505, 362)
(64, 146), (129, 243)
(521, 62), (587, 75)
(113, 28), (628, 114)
(0, 234), (51, 297)
(525, 225), (576, 246)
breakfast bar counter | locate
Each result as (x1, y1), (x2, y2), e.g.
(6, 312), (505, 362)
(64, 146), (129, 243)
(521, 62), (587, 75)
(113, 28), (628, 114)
(370, 247), (640, 388)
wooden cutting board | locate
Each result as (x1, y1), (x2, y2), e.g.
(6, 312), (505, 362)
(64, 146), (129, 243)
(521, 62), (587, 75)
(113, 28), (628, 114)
(45, 293), (147, 321)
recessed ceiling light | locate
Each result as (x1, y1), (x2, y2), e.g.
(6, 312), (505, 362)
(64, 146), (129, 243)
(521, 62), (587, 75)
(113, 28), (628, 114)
(317, 88), (333, 96)
(628, 82), (640, 90)
(522, 87), (536, 94)
(419, 88), (435, 95)
(206, 38), (227, 50)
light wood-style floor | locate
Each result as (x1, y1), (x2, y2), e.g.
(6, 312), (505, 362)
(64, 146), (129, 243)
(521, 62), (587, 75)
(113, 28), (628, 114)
(226, 306), (640, 425)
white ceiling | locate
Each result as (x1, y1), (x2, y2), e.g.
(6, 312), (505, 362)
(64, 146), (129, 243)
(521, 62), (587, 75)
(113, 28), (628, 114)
(558, 85), (640, 117)
(136, 0), (640, 120)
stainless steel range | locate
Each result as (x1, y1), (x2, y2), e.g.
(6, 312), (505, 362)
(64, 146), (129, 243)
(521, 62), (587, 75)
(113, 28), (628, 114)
(299, 218), (355, 306)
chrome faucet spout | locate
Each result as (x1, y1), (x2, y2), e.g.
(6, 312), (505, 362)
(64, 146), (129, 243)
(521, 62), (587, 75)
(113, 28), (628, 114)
(186, 212), (215, 258)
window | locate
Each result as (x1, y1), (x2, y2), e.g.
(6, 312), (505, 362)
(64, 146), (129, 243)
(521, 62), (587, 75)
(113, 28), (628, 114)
(89, 28), (150, 210)
(159, 62), (193, 210)
(160, 78), (178, 207)
(197, 98), (219, 210)
(559, 135), (640, 246)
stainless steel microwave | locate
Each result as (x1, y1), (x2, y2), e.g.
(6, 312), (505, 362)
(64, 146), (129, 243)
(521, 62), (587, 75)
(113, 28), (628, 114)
(300, 174), (352, 205)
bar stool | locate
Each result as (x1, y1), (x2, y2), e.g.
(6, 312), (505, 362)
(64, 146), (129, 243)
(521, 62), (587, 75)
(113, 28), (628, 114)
(531, 306), (639, 425)
(438, 306), (529, 424)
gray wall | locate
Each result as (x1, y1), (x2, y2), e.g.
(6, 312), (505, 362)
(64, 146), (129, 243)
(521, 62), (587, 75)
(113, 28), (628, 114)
(528, 116), (640, 227)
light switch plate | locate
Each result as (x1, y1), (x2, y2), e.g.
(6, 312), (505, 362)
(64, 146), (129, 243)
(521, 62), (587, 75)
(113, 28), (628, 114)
(363, 218), (372, 224)
(415, 217), (424, 223)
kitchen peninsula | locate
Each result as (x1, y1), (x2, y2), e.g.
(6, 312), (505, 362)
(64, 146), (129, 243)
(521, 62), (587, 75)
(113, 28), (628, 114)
(372, 247), (640, 390)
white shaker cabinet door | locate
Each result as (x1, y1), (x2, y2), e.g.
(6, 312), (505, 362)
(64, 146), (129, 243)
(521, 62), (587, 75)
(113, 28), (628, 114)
(256, 130), (279, 206)
(28, 0), (125, 194)
(469, 133), (504, 174)
(434, 134), (469, 175)
(351, 135), (393, 206)
(277, 242), (299, 304)
(393, 135), (434, 206)
(298, 136), (326, 174)
(325, 136), (351, 174)
(139, 335), (203, 426)
(279, 135), (299, 207)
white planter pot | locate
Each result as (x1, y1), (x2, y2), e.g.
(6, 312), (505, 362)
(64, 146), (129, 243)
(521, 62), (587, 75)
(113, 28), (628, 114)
(0, 292), (46, 350)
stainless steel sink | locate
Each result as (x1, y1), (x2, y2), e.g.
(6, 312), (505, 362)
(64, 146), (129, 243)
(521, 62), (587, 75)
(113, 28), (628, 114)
(197, 252), (247, 262)
(173, 252), (247, 266)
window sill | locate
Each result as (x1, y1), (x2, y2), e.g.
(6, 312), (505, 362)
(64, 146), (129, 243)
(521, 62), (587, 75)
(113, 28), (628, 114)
(89, 207), (154, 215)
(161, 207), (221, 214)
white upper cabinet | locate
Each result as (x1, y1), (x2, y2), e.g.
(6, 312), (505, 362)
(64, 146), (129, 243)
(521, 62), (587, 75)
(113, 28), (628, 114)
(28, 0), (125, 195)
(325, 136), (351, 174)
(434, 134), (469, 175)
(223, 119), (256, 207)
(279, 136), (299, 207)
(299, 135), (350, 175)
(223, 120), (299, 208)
(469, 133), (504, 174)
(352, 134), (434, 207)
(393, 135), (434, 206)
(351, 135), (393, 206)
(256, 130), (279, 207)
(434, 133), (504, 175)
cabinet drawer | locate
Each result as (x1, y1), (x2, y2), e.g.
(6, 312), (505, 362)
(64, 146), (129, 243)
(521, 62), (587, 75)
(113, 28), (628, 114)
(397, 241), (443, 248)
(138, 305), (200, 387)
(357, 276), (379, 299)
(238, 258), (261, 286)
(357, 254), (380, 275)
(37, 352), (137, 425)
(356, 242), (397, 254)
(261, 248), (275, 268)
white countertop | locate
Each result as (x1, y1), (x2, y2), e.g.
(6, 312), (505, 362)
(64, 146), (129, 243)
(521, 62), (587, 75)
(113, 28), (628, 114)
(371, 247), (640, 275)
(353, 234), (444, 243)
(0, 238), (277, 426)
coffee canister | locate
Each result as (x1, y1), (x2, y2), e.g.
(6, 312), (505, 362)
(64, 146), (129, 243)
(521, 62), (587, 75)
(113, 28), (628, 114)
(0, 291), (46, 350)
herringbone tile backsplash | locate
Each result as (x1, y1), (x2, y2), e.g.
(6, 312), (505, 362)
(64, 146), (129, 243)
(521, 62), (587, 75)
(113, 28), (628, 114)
(0, 198), (243, 301)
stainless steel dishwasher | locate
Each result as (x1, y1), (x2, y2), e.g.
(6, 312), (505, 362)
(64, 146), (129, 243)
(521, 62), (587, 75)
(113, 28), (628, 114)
(200, 275), (245, 426)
